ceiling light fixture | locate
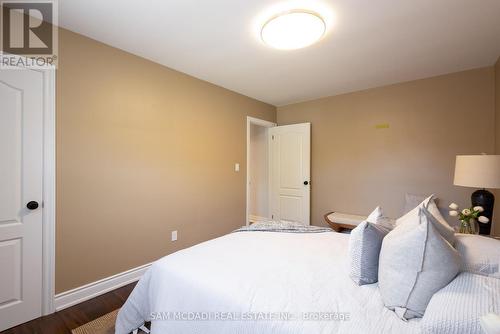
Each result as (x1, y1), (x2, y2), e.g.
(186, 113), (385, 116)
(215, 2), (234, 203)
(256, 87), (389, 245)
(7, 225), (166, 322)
(261, 10), (326, 50)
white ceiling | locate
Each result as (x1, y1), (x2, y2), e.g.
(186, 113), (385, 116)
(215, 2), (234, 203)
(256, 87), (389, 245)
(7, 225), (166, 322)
(59, 0), (500, 106)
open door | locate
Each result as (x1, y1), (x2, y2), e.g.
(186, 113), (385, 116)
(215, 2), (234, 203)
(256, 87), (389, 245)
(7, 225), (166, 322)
(269, 123), (310, 225)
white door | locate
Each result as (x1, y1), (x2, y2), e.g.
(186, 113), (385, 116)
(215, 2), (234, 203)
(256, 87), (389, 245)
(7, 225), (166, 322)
(0, 68), (44, 331)
(269, 123), (310, 225)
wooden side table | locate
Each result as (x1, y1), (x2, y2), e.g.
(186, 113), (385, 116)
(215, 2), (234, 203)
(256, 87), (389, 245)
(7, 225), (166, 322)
(324, 212), (367, 232)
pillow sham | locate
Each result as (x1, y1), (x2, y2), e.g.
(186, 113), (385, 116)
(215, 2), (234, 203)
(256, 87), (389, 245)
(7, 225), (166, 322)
(455, 234), (500, 278)
(397, 194), (455, 245)
(349, 207), (391, 285)
(379, 207), (461, 320)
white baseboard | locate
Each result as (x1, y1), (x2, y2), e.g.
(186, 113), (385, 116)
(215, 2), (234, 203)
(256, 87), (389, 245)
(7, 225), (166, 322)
(54, 262), (152, 311)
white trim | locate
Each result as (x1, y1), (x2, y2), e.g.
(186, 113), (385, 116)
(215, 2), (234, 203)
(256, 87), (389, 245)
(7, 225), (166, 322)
(42, 68), (56, 315)
(54, 263), (152, 311)
(247, 116), (276, 128)
(246, 116), (276, 226)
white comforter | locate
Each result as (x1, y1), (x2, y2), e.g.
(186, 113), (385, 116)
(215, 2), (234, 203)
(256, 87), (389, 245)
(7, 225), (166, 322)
(115, 231), (497, 334)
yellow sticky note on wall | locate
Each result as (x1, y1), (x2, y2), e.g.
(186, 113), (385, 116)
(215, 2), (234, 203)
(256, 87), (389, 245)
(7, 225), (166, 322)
(375, 123), (390, 129)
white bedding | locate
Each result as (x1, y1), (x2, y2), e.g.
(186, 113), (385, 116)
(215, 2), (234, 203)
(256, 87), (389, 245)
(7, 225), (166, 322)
(422, 272), (500, 333)
(115, 231), (496, 334)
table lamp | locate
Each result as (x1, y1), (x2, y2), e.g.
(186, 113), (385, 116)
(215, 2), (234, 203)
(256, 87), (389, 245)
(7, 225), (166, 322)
(453, 155), (500, 235)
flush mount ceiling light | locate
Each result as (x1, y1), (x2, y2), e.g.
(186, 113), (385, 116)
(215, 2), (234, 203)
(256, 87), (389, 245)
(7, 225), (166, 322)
(261, 10), (326, 50)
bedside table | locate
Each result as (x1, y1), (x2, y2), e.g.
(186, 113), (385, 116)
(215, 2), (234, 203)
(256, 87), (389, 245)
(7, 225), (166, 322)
(324, 212), (367, 233)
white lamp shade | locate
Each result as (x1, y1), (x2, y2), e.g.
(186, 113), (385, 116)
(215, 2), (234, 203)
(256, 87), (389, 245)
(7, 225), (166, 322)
(454, 155), (500, 189)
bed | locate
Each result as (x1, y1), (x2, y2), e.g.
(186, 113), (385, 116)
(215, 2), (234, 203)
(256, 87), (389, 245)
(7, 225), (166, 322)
(115, 228), (499, 334)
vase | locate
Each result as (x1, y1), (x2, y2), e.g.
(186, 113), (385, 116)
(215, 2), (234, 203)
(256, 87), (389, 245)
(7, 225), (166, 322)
(459, 219), (479, 235)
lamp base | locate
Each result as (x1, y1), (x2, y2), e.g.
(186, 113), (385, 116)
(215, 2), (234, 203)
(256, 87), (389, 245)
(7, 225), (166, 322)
(471, 189), (494, 235)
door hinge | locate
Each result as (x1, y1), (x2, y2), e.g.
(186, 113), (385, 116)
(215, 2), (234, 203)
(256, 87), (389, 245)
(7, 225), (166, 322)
(272, 135), (274, 140)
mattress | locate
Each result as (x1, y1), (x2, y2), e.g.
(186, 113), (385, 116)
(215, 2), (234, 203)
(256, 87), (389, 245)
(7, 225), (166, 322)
(115, 230), (496, 334)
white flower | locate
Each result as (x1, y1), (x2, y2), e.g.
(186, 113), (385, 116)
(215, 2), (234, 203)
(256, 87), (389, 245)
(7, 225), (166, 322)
(449, 203), (459, 210)
(473, 206), (484, 213)
(478, 216), (490, 224)
(462, 209), (472, 216)
(449, 210), (459, 217)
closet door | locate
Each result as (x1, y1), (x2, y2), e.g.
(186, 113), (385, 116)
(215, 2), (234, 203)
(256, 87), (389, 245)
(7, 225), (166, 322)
(0, 68), (44, 331)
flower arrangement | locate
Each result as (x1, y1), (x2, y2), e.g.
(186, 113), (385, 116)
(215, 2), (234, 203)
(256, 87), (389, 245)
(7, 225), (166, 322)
(448, 203), (489, 234)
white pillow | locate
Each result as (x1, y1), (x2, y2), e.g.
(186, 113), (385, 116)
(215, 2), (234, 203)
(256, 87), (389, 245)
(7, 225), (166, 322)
(379, 207), (461, 320)
(367, 206), (395, 231)
(397, 194), (455, 245)
(455, 234), (500, 278)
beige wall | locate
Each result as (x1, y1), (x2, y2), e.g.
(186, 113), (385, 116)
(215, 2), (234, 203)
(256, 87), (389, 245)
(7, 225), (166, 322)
(495, 57), (500, 236)
(56, 29), (276, 293)
(55, 27), (499, 292)
(278, 68), (496, 233)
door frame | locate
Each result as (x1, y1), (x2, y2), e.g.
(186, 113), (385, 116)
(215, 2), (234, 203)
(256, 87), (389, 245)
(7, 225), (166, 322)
(246, 116), (276, 226)
(41, 67), (56, 315)
(1, 53), (57, 316)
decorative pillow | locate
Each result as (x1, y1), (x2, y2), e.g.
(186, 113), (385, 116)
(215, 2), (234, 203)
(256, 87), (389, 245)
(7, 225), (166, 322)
(366, 206), (395, 231)
(349, 207), (391, 285)
(455, 234), (500, 278)
(397, 194), (456, 245)
(403, 193), (427, 215)
(378, 207), (461, 320)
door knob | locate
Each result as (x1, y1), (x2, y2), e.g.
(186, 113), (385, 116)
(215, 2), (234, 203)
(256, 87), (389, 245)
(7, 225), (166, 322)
(27, 201), (39, 210)
(303, 181), (309, 185)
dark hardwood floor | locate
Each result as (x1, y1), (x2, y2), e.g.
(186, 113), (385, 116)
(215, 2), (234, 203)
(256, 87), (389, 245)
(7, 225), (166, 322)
(1, 282), (136, 334)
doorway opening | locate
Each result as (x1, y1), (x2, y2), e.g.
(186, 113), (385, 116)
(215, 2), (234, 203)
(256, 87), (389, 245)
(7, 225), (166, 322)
(246, 117), (276, 225)
(246, 117), (311, 226)
(268, 123), (311, 225)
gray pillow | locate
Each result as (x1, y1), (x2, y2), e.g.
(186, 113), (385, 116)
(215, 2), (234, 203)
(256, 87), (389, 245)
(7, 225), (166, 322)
(397, 194), (456, 246)
(379, 207), (461, 320)
(349, 206), (392, 285)
(403, 193), (427, 214)
(349, 220), (389, 285)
